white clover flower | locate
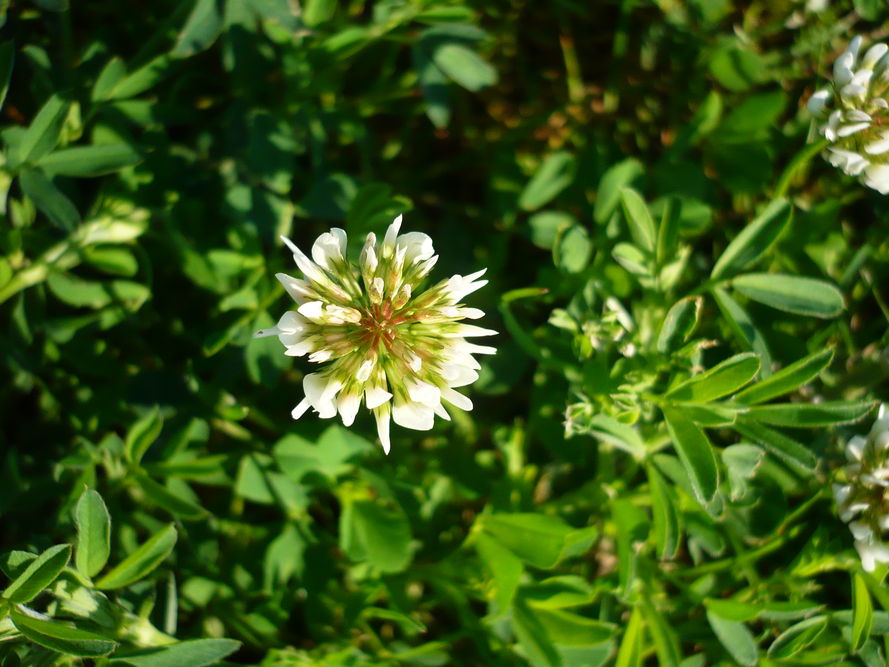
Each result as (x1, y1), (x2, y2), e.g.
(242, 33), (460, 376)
(834, 404), (889, 571)
(807, 35), (889, 194)
(254, 215), (496, 454)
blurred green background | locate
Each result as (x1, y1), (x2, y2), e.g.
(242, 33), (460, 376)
(3, 0), (889, 665)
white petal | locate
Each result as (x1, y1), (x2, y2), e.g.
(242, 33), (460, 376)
(445, 324), (498, 338)
(441, 386), (473, 411)
(863, 165), (889, 194)
(806, 89), (831, 117)
(338, 393), (361, 427)
(865, 132), (889, 155)
(858, 540), (877, 572)
(432, 402), (451, 421)
(392, 401), (435, 430)
(441, 363), (479, 388)
(297, 300), (325, 322)
(276, 273), (315, 304)
(303, 373), (342, 418)
(311, 228), (347, 269)
(365, 385), (393, 409)
(291, 398), (310, 420)
(851, 521), (873, 541)
(834, 50), (856, 87)
(847, 435), (867, 461)
(375, 407), (391, 455)
(284, 338), (314, 356)
(408, 379), (441, 407)
(383, 215), (403, 254)
(837, 122), (870, 137)
(356, 359), (374, 382)
(397, 231), (435, 264)
(845, 109), (872, 122)
(863, 43), (888, 70)
(280, 235), (327, 285)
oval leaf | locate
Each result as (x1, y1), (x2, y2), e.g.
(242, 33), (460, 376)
(663, 407), (719, 507)
(620, 188), (656, 252)
(2, 544), (71, 603)
(734, 348), (833, 405)
(666, 352), (760, 403)
(732, 273), (844, 318)
(96, 524), (177, 590)
(39, 144), (141, 178)
(706, 610), (758, 666)
(519, 152), (576, 211)
(109, 638), (241, 667)
(711, 199), (792, 280)
(11, 609), (116, 658)
(744, 401), (875, 428)
(75, 489), (111, 578)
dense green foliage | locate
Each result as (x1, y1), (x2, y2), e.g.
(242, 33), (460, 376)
(2, 0), (889, 664)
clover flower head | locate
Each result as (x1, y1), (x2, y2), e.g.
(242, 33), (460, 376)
(254, 215), (496, 454)
(807, 35), (889, 193)
(834, 404), (889, 571)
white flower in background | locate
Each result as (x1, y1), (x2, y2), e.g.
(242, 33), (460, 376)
(807, 35), (889, 193)
(254, 215), (495, 454)
(834, 404), (889, 571)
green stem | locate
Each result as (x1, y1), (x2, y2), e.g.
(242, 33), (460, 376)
(774, 139), (829, 199)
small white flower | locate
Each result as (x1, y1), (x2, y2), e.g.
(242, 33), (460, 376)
(807, 35), (889, 193)
(835, 404), (889, 571)
(255, 215), (495, 454)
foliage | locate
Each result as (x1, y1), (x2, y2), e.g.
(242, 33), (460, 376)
(1, 0), (889, 665)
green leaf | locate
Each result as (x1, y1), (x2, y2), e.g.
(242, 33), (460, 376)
(706, 610), (758, 666)
(852, 572), (873, 652)
(553, 223), (592, 274)
(656, 196), (680, 269)
(711, 199), (791, 280)
(19, 168), (80, 231)
(172, 0), (225, 59)
(512, 596), (561, 667)
(711, 286), (773, 376)
(108, 54), (173, 100)
(340, 498), (412, 573)
(614, 605), (644, 667)
(641, 597), (681, 667)
(430, 42), (497, 92)
(594, 158), (644, 224)
(109, 638), (241, 666)
(721, 444), (764, 501)
(2, 544), (71, 603)
(0, 41), (14, 112)
(74, 489), (111, 578)
(620, 188), (656, 252)
(475, 532), (522, 612)
(91, 57), (126, 102)
(733, 420), (817, 473)
(519, 152), (576, 211)
(734, 348), (833, 405)
(732, 273), (844, 318)
(533, 606), (615, 645)
(10, 609), (116, 657)
(665, 352), (760, 403)
(39, 144), (141, 177)
(648, 465), (681, 559)
(681, 403), (741, 427)
(134, 473), (208, 520)
(16, 94), (71, 166)
(585, 414), (646, 460)
(302, 0), (337, 26)
(125, 407), (163, 465)
(481, 513), (576, 569)
(95, 524), (177, 590)
(744, 401), (875, 428)
(657, 296), (702, 353)
(662, 407), (719, 507)
(521, 576), (595, 610)
(767, 615), (828, 659)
